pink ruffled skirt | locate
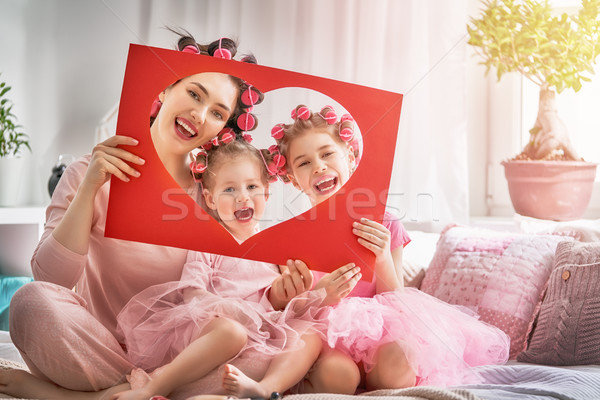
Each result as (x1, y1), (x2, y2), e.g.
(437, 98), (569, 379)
(116, 281), (324, 372)
(323, 288), (510, 386)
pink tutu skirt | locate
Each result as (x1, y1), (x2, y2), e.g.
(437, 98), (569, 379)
(323, 288), (509, 386)
(116, 280), (325, 372)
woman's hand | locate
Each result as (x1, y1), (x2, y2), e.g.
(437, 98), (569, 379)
(109, 387), (154, 400)
(269, 260), (314, 310)
(314, 263), (361, 306)
(52, 135), (144, 255)
(82, 135), (144, 193)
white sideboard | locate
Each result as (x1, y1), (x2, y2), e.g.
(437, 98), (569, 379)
(0, 207), (46, 277)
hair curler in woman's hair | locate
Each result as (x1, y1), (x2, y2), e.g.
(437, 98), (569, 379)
(154, 28), (265, 137)
(207, 37), (237, 59)
(212, 37), (233, 60)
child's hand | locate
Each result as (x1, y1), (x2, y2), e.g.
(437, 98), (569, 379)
(354, 218), (403, 293)
(353, 218), (393, 264)
(269, 260), (314, 310)
(314, 263), (361, 306)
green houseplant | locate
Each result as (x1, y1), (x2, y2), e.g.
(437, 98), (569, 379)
(467, 0), (600, 220)
(0, 75), (30, 158)
(0, 74), (31, 206)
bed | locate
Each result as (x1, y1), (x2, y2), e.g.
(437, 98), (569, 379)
(2, 216), (600, 400)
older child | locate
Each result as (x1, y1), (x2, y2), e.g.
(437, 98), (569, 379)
(224, 105), (510, 395)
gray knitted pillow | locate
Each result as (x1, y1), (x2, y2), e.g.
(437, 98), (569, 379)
(518, 241), (600, 365)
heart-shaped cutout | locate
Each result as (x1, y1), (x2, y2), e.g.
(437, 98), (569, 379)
(106, 44), (403, 280)
(152, 82), (364, 242)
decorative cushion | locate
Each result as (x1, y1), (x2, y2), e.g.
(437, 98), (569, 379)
(517, 241), (600, 365)
(420, 225), (573, 359)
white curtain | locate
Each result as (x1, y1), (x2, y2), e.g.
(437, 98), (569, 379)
(2, 0), (468, 228)
(143, 0), (469, 229)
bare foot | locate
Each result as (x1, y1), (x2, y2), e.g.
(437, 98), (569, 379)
(0, 368), (73, 399)
(222, 364), (270, 399)
(0, 367), (129, 400)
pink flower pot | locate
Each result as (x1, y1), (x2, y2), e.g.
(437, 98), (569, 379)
(502, 160), (598, 221)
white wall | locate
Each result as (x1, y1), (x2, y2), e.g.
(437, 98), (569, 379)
(0, 0), (147, 205)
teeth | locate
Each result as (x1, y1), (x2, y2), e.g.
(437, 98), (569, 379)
(177, 119), (196, 137)
(234, 208), (254, 221)
(316, 177), (336, 192)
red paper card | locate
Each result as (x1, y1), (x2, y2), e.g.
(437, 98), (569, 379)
(105, 44), (403, 281)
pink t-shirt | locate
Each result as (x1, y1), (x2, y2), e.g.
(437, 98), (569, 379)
(31, 155), (189, 336)
(312, 212), (411, 298)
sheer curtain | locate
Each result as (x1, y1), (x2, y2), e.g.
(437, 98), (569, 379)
(2, 0), (468, 228)
(144, 0), (469, 229)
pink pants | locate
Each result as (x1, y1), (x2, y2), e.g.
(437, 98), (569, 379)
(9, 281), (132, 391)
(9, 281), (270, 398)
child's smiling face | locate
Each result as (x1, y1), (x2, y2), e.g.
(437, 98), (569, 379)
(203, 155), (268, 241)
(286, 129), (355, 206)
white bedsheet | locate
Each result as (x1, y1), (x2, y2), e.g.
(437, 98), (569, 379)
(0, 331), (24, 365)
(3, 329), (600, 399)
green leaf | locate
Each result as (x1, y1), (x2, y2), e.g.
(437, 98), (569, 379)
(467, 0), (600, 92)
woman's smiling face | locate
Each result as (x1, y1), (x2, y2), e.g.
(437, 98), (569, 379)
(152, 72), (238, 156)
(286, 129), (355, 206)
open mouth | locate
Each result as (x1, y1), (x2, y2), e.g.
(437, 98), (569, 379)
(175, 117), (198, 140)
(313, 175), (338, 194)
(234, 207), (254, 222)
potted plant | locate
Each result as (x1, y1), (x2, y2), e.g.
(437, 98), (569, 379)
(0, 74), (31, 206)
(467, 0), (600, 220)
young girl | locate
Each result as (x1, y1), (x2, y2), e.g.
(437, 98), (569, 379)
(2, 31), (266, 398)
(223, 105), (511, 395)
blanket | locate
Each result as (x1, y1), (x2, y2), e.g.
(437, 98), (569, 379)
(0, 358), (483, 400)
(456, 362), (600, 400)
(285, 388), (482, 400)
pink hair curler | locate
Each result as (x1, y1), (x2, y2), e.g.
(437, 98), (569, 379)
(237, 112), (256, 131)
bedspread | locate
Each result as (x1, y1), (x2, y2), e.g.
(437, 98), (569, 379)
(455, 362), (600, 399)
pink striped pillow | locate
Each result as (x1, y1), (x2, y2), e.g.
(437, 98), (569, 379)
(421, 225), (573, 359)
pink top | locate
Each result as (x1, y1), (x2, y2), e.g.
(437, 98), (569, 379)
(312, 212), (411, 298)
(31, 155), (189, 337)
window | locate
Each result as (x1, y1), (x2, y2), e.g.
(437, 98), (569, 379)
(521, 66), (600, 169)
(521, 0), (600, 173)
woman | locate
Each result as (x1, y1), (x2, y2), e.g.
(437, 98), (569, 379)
(7, 32), (264, 394)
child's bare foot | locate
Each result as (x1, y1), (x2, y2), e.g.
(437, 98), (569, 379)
(222, 364), (270, 399)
